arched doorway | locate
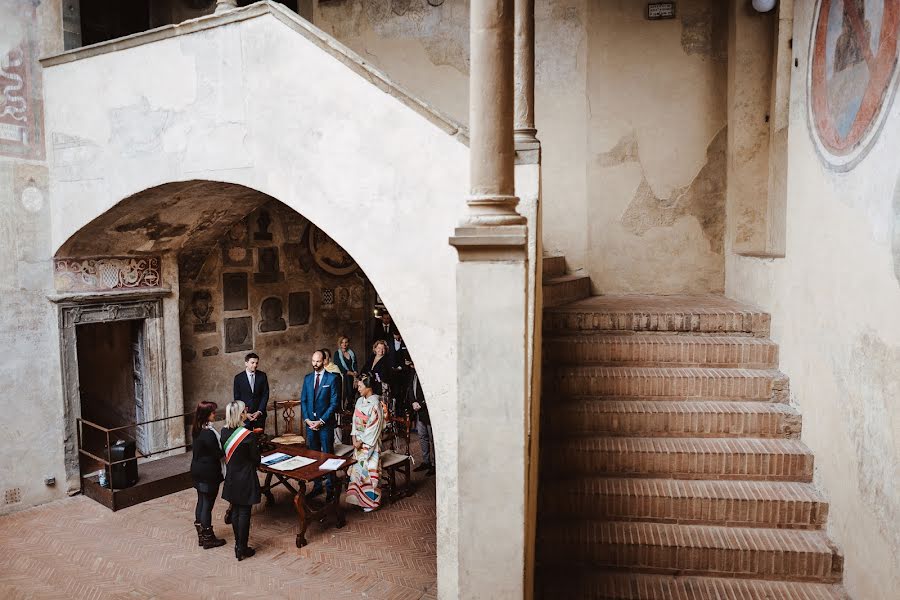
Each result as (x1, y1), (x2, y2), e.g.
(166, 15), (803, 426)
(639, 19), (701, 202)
(51, 182), (439, 587)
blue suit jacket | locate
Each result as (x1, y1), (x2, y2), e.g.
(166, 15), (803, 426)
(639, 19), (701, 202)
(300, 370), (340, 427)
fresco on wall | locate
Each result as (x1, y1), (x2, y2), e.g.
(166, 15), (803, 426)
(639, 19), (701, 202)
(808, 0), (900, 171)
(0, 1), (44, 160)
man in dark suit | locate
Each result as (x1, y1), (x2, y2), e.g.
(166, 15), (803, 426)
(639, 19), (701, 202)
(388, 330), (412, 413)
(233, 353), (269, 432)
(370, 310), (399, 348)
(300, 350), (340, 499)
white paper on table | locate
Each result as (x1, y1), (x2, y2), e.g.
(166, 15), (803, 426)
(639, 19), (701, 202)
(269, 456), (317, 471)
(261, 452), (291, 466)
(319, 458), (346, 471)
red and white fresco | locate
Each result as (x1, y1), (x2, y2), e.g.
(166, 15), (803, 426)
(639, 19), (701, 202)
(0, 1), (44, 160)
(808, 0), (900, 171)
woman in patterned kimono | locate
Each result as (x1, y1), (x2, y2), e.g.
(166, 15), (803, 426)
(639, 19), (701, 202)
(346, 372), (384, 512)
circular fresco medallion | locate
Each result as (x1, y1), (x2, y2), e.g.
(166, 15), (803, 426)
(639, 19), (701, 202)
(808, 0), (900, 171)
(308, 225), (358, 276)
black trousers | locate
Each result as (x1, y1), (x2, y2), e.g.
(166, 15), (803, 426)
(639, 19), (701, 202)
(231, 503), (252, 549)
(194, 486), (219, 528)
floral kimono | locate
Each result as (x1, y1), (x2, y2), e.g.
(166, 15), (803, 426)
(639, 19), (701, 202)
(346, 393), (384, 510)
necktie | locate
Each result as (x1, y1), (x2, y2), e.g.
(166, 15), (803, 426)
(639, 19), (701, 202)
(249, 373), (255, 392)
(314, 372), (320, 398)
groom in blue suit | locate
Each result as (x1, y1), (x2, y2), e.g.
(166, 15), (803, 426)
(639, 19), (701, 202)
(301, 350), (340, 499)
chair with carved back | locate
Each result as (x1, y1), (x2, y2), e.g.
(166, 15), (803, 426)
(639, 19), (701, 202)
(379, 411), (413, 502)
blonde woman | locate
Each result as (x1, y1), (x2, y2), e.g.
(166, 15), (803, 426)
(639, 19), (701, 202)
(334, 335), (359, 409)
(362, 339), (393, 396)
(346, 373), (385, 512)
(220, 401), (261, 561)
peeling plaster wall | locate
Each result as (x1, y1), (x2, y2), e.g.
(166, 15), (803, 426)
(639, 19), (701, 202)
(316, 0), (725, 292)
(726, 2), (900, 597)
(0, 0), (67, 515)
(315, 0), (591, 277)
(178, 202), (369, 416)
(586, 0), (728, 293)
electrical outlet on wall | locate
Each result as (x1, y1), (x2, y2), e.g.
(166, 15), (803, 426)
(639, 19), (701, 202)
(4, 488), (22, 505)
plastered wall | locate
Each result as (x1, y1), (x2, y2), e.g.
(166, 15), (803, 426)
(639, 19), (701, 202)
(317, 0), (727, 293)
(0, 0), (66, 514)
(726, 1), (900, 597)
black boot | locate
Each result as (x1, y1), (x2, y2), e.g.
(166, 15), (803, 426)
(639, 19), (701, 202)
(224, 506), (232, 525)
(201, 527), (226, 549)
(194, 522), (202, 547)
(235, 544), (243, 561)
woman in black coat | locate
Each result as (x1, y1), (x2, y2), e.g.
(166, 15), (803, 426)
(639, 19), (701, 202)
(220, 400), (261, 561)
(190, 401), (226, 549)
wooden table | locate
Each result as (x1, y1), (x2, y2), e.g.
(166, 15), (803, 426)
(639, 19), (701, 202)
(258, 444), (354, 548)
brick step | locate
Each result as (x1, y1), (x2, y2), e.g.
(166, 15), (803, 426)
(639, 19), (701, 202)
(544, 333), (778, 368)
(543, 255), (567, 277)
(536, 521), (842, 582)
(543, 274), (591, 308)
(542, 400), (802, 438)
(541, 437), (814, 481)
(544, 294), (770, 336)
(534, 570), (849, 599)
(539, 478), (828, 528)
(544, 366), (788, 401)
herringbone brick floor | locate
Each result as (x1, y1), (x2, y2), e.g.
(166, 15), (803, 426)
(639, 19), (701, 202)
(0, 461), (436, 599)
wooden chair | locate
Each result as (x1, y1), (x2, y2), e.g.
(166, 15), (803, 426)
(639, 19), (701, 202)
(379, 413), (413, 502)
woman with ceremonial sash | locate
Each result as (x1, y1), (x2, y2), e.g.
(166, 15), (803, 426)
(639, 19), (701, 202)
(346, 373), (385, 512)
(190, 401), (226, 549)
(221, 401), (261, 561)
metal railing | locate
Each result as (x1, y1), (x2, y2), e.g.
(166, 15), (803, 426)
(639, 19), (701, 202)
(76, 412), (193, 493)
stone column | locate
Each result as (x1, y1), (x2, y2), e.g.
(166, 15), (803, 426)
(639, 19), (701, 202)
(460, 0), (525, 231)
(449, 1), (529, 598)
(215, 0), (238, 14)
(514, 0), (538, 146)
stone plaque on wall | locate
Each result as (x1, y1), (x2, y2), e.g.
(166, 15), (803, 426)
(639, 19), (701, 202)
(191, 290), (216, 333)
(288, 291), (310, 326)
(254, 247), (283, 283)
(224, 317), (253, 353)
(259, 297), (287, 332)
(223, 273), (248, 311)
(54, 256), (162, 292)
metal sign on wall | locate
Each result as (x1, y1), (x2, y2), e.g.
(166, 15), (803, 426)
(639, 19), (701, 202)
(647, 2), (677, 20)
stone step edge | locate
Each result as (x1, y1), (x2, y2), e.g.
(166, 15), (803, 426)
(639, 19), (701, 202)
(536, 522), (843, 582)
(544, 310), (771, 336)
(537, 477), (829, 529)
(533, 570), (849, 600)
(543, 394), (792, 404)
(541, 399), (802, 439)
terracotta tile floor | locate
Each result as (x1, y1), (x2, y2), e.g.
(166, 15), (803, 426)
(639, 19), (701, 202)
(0, 459), (436, 599)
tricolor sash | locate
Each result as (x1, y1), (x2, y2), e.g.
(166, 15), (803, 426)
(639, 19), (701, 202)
(223, 427), (251, 464)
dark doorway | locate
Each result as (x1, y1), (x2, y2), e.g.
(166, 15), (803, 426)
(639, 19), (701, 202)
(79, 0), (151, 46)
(76, 319), (147, 466)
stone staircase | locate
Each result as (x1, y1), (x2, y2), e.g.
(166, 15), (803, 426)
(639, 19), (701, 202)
(535, 256), (849, 599)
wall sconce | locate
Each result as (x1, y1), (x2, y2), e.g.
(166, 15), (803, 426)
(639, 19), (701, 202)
(751, 0), (777, 12)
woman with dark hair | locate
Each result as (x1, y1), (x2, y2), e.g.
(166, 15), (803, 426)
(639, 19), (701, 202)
(346, 372), (385, 512)
(190, 401), (226, 549)
(220, 400), (261, 561)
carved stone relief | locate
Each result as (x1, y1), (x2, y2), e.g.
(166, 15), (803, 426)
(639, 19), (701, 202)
(224, 316), (253, 353)
(54, 256), (162, 292)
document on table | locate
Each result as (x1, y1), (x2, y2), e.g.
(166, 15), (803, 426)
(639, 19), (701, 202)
(319, 458), (346, 471)
(269, 456), (317, 471)
(261, 452), (292, 466)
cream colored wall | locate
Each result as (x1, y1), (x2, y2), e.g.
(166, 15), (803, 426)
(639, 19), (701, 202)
(586, 0), (727, 293)
(0, 0), (66, 514)
(316, 0), (726, 293)
(315, 0), (590, 279)
(726, 2), (900, 597)
(41, 8), (467, 595)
